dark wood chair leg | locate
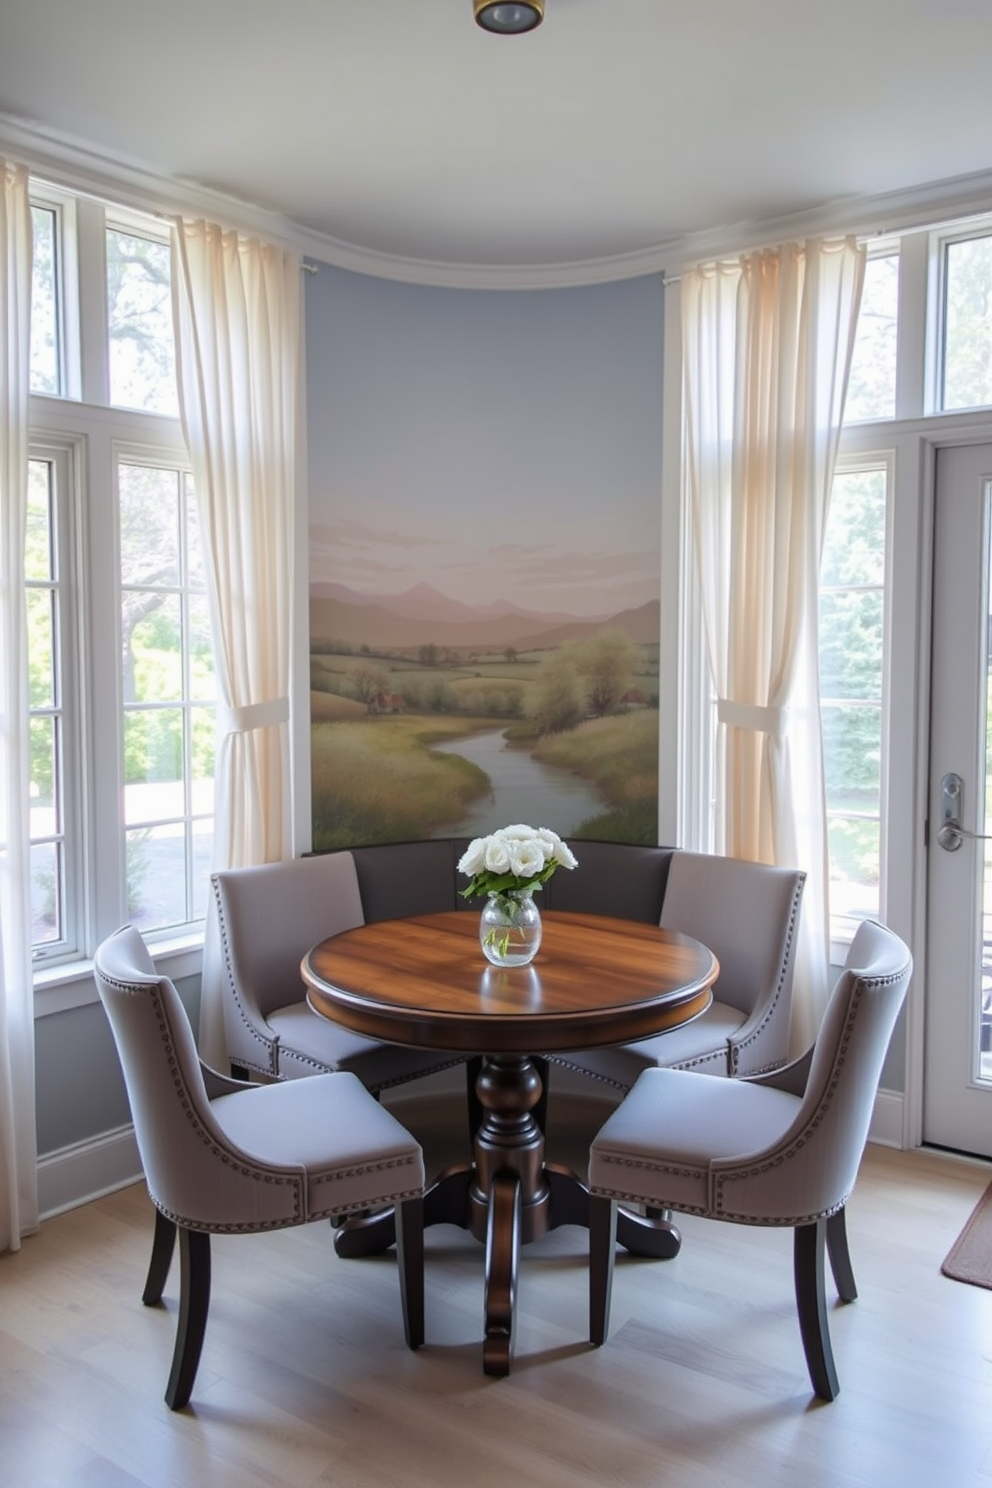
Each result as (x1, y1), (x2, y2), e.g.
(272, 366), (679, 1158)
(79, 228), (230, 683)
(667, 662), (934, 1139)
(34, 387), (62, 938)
(395, 1195), (425, 1351)
(165, 1228), (211, 1411)
(142, 1209), (177, 1306)
(826, 1206), (858, 1303)
(230, 1062), (250, 1082)
(589, 1195), (618, 1346)
(794, 1218), (840, 1402)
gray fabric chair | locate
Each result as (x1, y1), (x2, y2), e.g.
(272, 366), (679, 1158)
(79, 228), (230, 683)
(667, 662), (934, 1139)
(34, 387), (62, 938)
(552, 851), (805, 1088)
(94, 924), (426, 1410)
(212, 852), (460, 1089)
(587, 918), (913, 1400)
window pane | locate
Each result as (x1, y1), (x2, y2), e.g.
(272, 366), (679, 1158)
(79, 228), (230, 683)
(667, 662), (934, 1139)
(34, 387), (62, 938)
(29, 716), (59, 833)
(822, 702), (881, 812)
(119, 463), (180, 586)
(124, 708), (185, 807)
(820, 465), (887, 935)
(819, 590), (883, 700)
(826, 817), (881, 922)
(26, 588), (55, 709)
(26, 460), (54, 582)
(118, 455), (214, 934)
(107, 229), (178, 416)
(30, 206), (60, 396)
(31, 841), (62, 946)
(943, 235), (992, 412)
(844, 252), (898, 423)
(27, 453), (67, 956)
(126, 595), (182, 704)
(191, 821), (213, 920)
(823, 470), (886, 588)
(126, 825), (188, 931)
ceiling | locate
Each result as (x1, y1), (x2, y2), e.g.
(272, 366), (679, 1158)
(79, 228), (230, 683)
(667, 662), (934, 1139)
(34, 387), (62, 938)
(2, 0), (992, 286)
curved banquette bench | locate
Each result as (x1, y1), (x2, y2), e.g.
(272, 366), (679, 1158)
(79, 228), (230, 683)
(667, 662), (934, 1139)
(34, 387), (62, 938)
(211, 840), (803, 1095)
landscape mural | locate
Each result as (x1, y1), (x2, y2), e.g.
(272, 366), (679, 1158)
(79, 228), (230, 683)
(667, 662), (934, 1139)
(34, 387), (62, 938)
(305, 266), (665, 851)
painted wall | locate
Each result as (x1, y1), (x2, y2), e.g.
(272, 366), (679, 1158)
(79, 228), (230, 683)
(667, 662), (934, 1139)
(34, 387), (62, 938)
(305, 265), (666, 851)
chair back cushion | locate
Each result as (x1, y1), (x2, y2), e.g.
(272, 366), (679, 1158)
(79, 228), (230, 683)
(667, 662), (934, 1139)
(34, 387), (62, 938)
(659, 851), (804, 1019)
(350, 839), (472, 922)
(712, 918), (912, 1222)
(94, 925), (305, 1229)
(542, 841), (674, 923)
(213, 853), (365, 1024)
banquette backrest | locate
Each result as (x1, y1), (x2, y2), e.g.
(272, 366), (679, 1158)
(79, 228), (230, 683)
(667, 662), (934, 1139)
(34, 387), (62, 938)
(343, 838), (676, 926)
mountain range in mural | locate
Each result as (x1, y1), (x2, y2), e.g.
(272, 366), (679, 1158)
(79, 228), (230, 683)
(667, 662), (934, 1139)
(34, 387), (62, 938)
(310, 582), (660, 651)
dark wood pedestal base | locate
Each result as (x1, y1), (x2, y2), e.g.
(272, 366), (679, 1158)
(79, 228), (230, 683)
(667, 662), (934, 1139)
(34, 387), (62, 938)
(333, 1053), (682, 1375)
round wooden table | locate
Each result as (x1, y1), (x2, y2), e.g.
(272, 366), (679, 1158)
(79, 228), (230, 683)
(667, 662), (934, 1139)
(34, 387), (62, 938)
(302, 908), (717, 1376)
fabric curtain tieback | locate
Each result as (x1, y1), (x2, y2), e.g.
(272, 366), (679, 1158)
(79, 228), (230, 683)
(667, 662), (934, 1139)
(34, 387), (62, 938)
(216, 697), (290, 734)
(716, 699), (787, 736)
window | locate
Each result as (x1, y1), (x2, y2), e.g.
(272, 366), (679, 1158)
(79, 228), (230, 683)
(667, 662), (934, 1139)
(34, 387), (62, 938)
(106, 221), (178, 416)
(30, 203), (62, 397)
(27, 453), (71, 950)
(27, 187), (213, 965)
(819, 462), (889, 942)
(940, 230), (992, 412)
(120, 460), (214, 931)
(844, 247), (899, 424)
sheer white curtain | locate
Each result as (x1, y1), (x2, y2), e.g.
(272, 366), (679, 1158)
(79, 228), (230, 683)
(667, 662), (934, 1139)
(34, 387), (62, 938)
(172, 220), (300, 1068)
(682, 237), (865, 1051)
(0, 159), (38, 1252)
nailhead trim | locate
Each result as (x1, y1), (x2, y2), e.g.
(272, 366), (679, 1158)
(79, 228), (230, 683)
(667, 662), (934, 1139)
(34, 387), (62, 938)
(589, 964), (907, 1229)
(101, 970), (304, 1230)
(729, 871), (805, 1075)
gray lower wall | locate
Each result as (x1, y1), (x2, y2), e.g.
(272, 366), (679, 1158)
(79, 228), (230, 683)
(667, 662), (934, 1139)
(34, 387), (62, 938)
(35, 974), (201, 1157)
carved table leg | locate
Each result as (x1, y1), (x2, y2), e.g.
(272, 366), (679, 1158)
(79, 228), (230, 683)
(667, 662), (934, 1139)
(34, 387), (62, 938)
(483, 1173), (522, 1376)
(470, 1054), (550, 1374)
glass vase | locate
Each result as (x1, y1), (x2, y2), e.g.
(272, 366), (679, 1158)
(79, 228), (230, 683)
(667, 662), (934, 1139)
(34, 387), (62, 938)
(479, 889), (542, 967)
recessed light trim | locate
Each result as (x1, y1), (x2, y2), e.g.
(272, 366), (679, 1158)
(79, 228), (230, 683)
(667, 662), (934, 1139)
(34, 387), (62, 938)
(474, 1), (545, 35)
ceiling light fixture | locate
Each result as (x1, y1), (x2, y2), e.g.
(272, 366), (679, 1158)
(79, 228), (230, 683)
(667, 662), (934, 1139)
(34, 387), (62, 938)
(474, 0), (544, 34)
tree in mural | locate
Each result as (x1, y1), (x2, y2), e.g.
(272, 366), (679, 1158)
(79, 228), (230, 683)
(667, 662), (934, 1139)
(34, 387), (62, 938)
(529, 649), (586, 735)
(577, 628), (637, 717)
(350, 662), (391, 711)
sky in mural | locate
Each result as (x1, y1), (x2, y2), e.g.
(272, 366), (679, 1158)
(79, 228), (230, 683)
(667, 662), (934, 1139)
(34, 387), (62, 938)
(306, 267), (665, 619)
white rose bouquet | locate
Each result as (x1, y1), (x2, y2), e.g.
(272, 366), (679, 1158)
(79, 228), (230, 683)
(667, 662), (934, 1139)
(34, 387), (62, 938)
(457, 823), (578, 908)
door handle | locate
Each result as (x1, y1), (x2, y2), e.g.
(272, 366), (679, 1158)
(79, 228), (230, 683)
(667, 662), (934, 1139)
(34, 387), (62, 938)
(937, 772), (992, 851)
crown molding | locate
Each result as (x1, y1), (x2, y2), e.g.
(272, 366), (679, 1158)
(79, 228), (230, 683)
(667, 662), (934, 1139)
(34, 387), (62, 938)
(0, 112), (304, 249)
(5, 110), (992, 290)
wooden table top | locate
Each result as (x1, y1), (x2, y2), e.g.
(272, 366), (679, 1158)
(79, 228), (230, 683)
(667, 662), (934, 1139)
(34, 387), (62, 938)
(302, 909), (718, 1056)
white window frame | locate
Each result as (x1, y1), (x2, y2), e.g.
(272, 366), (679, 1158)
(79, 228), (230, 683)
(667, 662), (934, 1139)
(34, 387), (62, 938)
(28, 184), (208, 1006)
(930, 213), (992, 418)
(821, 449), (894, 961)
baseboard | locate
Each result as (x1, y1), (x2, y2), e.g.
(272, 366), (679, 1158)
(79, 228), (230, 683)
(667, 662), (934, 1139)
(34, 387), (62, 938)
(869, 1086), (904, 1148)
(37, 1124), (142, 1221)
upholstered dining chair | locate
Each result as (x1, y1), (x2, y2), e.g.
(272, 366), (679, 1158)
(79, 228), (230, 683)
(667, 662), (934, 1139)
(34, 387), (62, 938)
(552, 851), (805, 1090)
(586, 918), (912, 1401)
(94, 924), (426, 1410)
(212, 852), (461, 1090)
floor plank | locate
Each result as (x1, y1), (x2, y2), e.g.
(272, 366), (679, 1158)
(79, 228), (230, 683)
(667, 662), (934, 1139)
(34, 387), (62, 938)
(2, 1092), (991, 1488)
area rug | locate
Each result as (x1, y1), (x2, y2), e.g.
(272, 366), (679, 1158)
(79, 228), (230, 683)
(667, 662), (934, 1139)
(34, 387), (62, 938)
(941, 1178), (992, 1288)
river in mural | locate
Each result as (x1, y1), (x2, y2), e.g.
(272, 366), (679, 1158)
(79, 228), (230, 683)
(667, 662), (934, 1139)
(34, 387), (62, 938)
(430, 730), (605, 839)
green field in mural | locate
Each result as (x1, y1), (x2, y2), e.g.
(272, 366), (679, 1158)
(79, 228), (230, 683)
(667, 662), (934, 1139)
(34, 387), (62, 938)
(309, 623), (659, 851)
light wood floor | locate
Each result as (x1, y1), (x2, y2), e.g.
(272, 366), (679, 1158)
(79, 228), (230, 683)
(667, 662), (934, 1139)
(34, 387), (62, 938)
(2, 1091), (992, 1488)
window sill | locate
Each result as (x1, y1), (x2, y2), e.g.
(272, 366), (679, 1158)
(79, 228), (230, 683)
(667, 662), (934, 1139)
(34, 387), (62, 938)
(33, 931), (204, 1018)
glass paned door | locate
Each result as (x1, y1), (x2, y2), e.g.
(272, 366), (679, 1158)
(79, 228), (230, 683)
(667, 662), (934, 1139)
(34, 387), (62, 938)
(924, 442), (992, 1156)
